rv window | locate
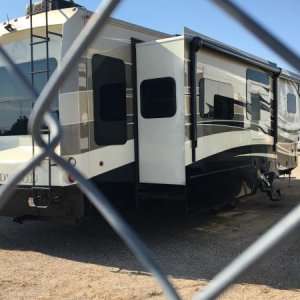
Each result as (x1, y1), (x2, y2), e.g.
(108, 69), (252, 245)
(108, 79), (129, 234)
(246, 69), (270, 121)
(92, 54), (127, 146)
(140, 77), (176, 118)
(199, 79), (234, 119)
(247, 91), (270, 121)
(0, 58), (58, 136)
(100, 82), (126, 121)
(246, 69), (269, 85)
(250, 93), (261, 120)
(214, 95), (234, 119)
(287, 93), (296, 114)
(0, 100), (31, 136)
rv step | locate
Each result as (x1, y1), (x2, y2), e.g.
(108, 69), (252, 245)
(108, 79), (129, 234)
(40, 128), (50, 134)
(30, 40), (50, 46)
(48, 31), (62, 37)
(32, 33), (49, 40)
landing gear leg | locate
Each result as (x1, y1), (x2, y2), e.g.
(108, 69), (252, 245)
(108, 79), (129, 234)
(253, 171), (283, 202)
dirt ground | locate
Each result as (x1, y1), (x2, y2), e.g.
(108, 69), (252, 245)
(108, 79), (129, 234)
(0, 168), (300, 299)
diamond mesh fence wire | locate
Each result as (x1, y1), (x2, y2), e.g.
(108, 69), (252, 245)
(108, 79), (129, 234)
(0, 0), (299, 299)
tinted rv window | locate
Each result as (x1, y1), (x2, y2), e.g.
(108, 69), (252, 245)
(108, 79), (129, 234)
(92, 54), (127, 146)
(246, 69), (269, 85)
(246, 69), (270, 121)
(250, 93), (262, 120)
(199, 79), (234, 119)
(140, 77), (176, 118)
(0, 58), (58, 136)
(214, 95), (234, 119)
(287, 93), (296, 113)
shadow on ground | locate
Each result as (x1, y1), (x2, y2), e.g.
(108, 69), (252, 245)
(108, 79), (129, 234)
(0, 176), (299, 292)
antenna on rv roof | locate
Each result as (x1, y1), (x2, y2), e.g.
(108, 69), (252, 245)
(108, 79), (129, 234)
(4, 14), (15, 32)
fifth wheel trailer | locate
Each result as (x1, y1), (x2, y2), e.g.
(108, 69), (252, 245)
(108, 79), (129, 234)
(0, 1), (299, 221)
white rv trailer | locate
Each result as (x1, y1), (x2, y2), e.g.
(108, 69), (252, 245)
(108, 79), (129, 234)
(0, 0), (299, 221)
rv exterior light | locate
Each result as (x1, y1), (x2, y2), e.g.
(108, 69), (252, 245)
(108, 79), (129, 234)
(68, 157), (76, 166)
(68, 174), (76, 183)
(4, 24), (15, 32)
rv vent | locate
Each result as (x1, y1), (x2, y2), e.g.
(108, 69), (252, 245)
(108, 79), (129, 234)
(26, 0), (81, 15)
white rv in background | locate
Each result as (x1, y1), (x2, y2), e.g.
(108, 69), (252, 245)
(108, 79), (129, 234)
(0, 0), (299, 221)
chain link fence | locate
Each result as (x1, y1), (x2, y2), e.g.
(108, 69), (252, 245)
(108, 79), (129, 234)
(0, 0), (299, 299)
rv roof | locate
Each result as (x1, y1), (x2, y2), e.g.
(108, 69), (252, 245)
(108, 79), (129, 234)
(104, 17), (171, 40)
(281, 69), (300, 83)
(0, 7), (171, 39)
(0, 7), (77, 36)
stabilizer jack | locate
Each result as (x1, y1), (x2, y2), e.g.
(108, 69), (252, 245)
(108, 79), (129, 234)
(253, 171), (282, 201)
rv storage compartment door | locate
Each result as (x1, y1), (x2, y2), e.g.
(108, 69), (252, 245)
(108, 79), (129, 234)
(136, 37), (185, 185)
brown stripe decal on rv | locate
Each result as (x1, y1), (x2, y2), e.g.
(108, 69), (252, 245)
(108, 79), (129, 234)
(60, 121), (134, 156)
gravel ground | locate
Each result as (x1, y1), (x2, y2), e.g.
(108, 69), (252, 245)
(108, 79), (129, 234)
(0, 167), (300, 299)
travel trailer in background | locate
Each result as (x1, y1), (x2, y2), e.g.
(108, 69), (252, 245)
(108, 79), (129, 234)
(0, 0), (299, 221)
